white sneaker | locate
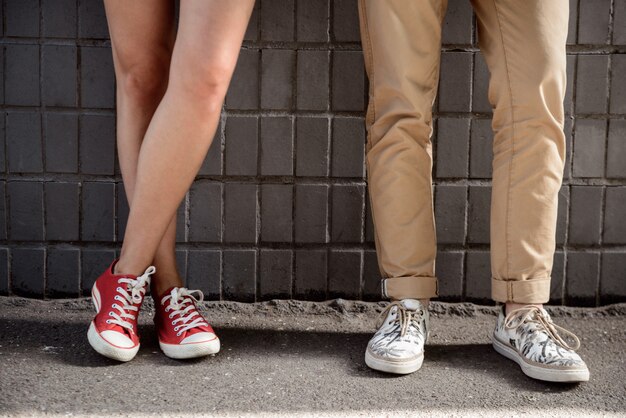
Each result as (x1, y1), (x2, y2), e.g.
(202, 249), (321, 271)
(493, 305), (590, 382)
(365, 299), (429, 374)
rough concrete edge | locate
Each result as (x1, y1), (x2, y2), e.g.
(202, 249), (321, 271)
(0, 410), (621, 418)
(1, 296), (625, 319)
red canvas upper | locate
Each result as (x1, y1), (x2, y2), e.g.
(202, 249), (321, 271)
(91, 259), (152, 347)
(153, 287), (216, 345)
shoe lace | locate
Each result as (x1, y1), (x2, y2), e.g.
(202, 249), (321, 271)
(504, 306), (581, 351)
(107, 266), (155, 332)
(376, 301), (424, 338)
(162, 288), (208, 337)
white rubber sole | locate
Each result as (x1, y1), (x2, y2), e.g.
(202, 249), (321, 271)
(87, 321), (139, 362)
(159, 338), (221, 360)
(365, 349), (424, 375)
(492, 336), (589, 383)
(87, 285), (139, 362)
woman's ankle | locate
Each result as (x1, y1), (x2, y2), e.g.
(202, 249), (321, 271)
(112, 258), (145, 277)
(151, 275), (184, 299)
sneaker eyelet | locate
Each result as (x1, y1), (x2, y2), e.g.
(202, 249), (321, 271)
(169, 313), (174, 319)
(176, 332), (182, 337)
(165, 307), (170, 312)
(108, 312), (114, 316)
(106, 320), (111, 324)
(174, 326), (180, 331)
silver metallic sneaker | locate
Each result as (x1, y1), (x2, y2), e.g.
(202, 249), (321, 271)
(365, 299), (429, 374)
(492, 305), (590, 382)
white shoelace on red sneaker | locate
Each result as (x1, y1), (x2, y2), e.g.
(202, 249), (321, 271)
(105, 266), (155, 332)
(162, 288), (209, 337)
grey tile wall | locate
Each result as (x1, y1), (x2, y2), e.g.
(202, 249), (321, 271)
(0, 0), (624, 306)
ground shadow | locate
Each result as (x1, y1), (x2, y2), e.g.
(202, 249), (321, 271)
(1, 317), (580, 393)
(425, 343), (580, 393)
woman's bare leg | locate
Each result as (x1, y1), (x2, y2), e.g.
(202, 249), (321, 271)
(104, 0), (183, 296)
(114, 1), (255, 281)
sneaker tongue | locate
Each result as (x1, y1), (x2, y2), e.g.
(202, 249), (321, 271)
(401, 299), (421, 311)
(153, 286), (178, 303)
(538, 307), (551, 320)
(159, 286), (178, 299)
(523, 305), (550, 319)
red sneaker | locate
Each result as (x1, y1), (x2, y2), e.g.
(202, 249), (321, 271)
(154, 287), (220, 359)
(87, 260), (155, 362)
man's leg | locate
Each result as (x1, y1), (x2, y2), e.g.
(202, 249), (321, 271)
(359, 0), (444, 302)
(358, 0), (446, 374)
(473, 0), (589, 382)
(473, 0), (567, 307)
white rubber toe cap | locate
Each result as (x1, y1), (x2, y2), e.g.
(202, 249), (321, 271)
(87, 322), (139, 362)
(181, 332), (217, 344)
(100, 330), (135, 348)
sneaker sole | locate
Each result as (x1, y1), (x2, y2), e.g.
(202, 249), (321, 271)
(492, 335), (589, 382)
(365, 350), (424, 375)
(87, 321), (140, 362)
(159, 338), (221, 360)
(87, 285), (139, 362)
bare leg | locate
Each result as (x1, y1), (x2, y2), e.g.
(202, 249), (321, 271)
(104, 0), (183, 296)
(114, 1), (255, 279)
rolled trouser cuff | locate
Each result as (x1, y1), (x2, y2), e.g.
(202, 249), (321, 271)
(382, 276), (438, 301)
(491, 276), (551, 304)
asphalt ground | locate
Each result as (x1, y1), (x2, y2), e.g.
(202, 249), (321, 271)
(0, 297), (624, 417)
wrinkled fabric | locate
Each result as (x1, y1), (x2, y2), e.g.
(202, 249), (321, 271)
(358, 0), (569, 303)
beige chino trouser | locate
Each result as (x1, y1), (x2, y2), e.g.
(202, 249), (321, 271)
(358, 0), (569, 304)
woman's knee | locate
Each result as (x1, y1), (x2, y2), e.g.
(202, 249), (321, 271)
(167, 54), (234, 113)
(116, 53), (171, 107)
